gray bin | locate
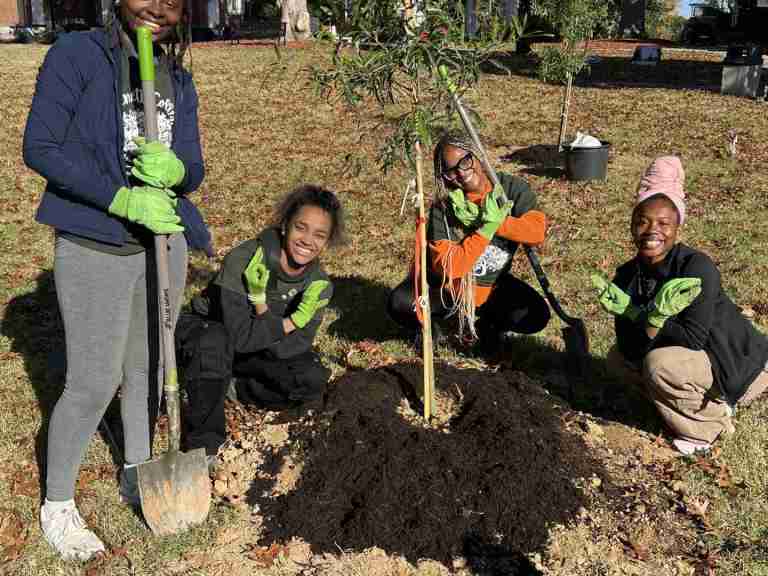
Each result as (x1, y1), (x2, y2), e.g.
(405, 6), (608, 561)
(721, 45), (764, 98)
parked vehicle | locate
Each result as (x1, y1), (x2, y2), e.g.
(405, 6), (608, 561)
(681, 4), (731, 45)
(681, 1), (768, 46)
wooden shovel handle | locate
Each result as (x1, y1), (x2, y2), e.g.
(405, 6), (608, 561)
(137, 27), (182, 453)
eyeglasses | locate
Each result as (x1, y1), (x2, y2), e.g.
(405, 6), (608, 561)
(442, 152), (474, 182)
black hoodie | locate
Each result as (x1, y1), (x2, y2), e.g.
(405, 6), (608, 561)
(613, 243), (768, 405)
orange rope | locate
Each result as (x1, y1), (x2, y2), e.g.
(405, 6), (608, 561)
(413, 216), (426, 325)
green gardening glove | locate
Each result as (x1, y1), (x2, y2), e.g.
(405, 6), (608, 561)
(243, 247), (270, 305)
(647, 277), (702, 328)
(477, 184), (513, 240)
(290, 280), (330, 329)
(590, 273), (641, 322)
(108, 186), (183, 234)
(131, 137), (186, 189)
(448, 188), (480, 226)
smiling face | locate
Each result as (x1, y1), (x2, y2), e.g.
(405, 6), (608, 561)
(282, 205), (333, 272)
(441, 144), (490, 196)
(120, 0), (183, 43)
(631, 195), (680, 267)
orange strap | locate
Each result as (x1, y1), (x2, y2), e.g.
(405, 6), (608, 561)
(413, 216), (426, 325)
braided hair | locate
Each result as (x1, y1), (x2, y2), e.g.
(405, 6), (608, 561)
(432, 130), (484, 205)
(431, 130), (488, 340)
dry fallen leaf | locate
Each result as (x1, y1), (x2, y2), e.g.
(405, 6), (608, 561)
(0, 509), (28, 564)
(245, 542), (286, 567)
(10, 465), (39, 499)
(619, 535), (649, 561)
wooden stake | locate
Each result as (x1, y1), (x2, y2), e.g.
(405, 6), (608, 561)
(402, 0), (415, 32)
(414, 140), (435, 420)
(557, 69), (573, 153)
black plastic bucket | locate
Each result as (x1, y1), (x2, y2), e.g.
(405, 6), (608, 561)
(563, 141), (610, 181)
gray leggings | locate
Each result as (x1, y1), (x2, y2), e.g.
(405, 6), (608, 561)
(46, 234), (187, 501)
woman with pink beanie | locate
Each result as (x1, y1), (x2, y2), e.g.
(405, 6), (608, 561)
(591, 156), (768, 455)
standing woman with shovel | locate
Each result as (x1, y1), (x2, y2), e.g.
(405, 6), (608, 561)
(23, 0), (207, 560)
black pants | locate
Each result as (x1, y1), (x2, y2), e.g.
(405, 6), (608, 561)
(387, 274), (550, 343)
(175, 315), (330, 456)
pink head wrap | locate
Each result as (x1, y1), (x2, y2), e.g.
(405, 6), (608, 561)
(636, 156), (686, 225)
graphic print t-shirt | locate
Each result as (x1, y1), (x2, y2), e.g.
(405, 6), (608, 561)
(118, 31), (177, 250)
(120, 41), (176, 165)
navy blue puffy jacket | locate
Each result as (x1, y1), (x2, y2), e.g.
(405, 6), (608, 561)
(23, 27), (211, 253)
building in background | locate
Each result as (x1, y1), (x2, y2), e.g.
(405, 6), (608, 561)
(0, 0), (222, 38)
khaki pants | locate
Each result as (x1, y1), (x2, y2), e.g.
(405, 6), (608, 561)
(607, 346), (768, 444)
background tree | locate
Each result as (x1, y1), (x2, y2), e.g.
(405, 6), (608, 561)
(645, 0), (682, 39)
(532, 0), (611, 148)
(281, 0), (312, 41)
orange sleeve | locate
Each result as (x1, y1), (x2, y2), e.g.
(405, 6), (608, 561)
(496, 210), (547, 245)
(429, 233), (490, 280)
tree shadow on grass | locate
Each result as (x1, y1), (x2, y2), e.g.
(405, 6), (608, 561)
(2, 270), (67, 494)
(250, 360), (616, 573)
(480, 50), (541, 79)
(482, 49), (724, 94)
(498, 144), (566, 179)
(494, 334), (662, 436)
(574, 55), (723, 93)
(325, 274), (403, 343)
(0, 270), (150, 495)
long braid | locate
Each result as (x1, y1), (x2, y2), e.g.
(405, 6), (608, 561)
(167, 3), (193, 72)
(432, 131), (485, 340)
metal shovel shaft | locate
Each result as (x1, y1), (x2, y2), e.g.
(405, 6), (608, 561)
(135, 26), (210, 535)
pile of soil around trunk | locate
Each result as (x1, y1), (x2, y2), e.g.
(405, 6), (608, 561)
(257, 362), (610, 570)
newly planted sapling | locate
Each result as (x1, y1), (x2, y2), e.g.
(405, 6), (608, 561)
(533, 0), (611, 149)
(311, 0), (511, 418)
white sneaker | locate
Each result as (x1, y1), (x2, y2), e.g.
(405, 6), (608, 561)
(672, 437), (712, 456)
(40, 499), (105, 561)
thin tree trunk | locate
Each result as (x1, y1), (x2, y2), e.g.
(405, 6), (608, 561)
(402, 0), (419, 33)
(504, 0), (519, 21)
(281, 0), (311, 42)
(465, 0), (477, 38)
(558, 69), (573, 152)
(414, 141), (434, 421)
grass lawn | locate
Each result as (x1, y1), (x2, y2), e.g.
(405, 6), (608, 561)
(1, 39), (767, 575)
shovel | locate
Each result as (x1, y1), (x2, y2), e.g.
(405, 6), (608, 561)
(135, 26), (211, 536)
(437, 65), (590, 400)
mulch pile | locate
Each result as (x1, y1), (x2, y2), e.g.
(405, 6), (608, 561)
(258, 362), (609, 568)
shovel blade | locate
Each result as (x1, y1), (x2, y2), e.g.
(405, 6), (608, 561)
(562, 319), (590, 401)
(137, 448), (211, 536)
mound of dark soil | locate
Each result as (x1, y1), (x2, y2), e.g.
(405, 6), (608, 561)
(257, 362), (610, 570)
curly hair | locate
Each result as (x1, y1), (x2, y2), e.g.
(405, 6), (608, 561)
(271, 184), (347, 248)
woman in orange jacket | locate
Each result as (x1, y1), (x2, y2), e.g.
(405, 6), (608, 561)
(387, 131), (550, 350)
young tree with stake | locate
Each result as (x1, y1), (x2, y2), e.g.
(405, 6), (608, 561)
(312, 1), (522, 418)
